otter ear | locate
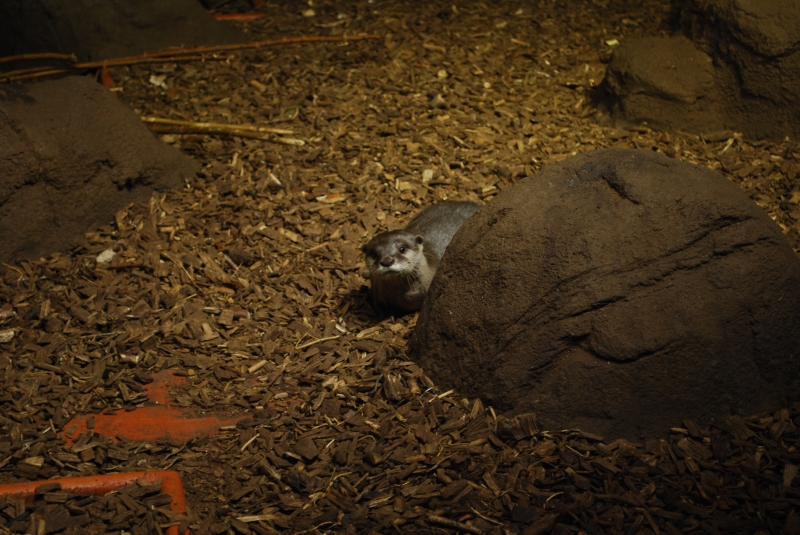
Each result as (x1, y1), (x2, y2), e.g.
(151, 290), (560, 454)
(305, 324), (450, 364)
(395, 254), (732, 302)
(414, 235), (424, 245)
(360, 245), (367, 253)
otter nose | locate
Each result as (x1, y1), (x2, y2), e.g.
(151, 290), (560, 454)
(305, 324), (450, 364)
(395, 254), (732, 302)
(380, 257), (394, 267)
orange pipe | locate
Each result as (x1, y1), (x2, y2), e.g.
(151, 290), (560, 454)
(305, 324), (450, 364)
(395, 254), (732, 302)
(99, 67), (115, 91)
(62, 370), (298, 447)
(61, 370), (244, 447)
(63, 405), (245, 446)
(0, 471), (189, 535)
(213, 13), (265, 21)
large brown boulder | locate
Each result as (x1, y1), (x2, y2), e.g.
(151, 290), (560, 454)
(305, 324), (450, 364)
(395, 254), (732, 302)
(0, 76), (198, 264)
(410, 148), (800, 440)
(601, 0), (800, 140)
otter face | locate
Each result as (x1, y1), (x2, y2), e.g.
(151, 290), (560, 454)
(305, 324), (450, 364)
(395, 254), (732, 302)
(361, 231), (424, 279)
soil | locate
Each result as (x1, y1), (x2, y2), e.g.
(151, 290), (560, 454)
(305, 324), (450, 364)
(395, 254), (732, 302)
(2, 1), (800, 534)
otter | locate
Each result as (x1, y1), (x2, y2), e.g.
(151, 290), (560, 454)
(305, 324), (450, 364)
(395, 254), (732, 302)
(361, 200), (480, 313)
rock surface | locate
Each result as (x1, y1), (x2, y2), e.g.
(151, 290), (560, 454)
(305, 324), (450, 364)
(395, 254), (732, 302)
(0, 0), (243, 62)
(602, 36), (726, 134)
(410, 148), (800, 439)
(601, 0), (800, 140)
(0, 76), (198, 264)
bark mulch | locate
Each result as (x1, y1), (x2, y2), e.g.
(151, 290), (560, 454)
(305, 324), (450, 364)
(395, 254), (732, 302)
(2, 1), (800, 534)
(1, 474), (188, 535)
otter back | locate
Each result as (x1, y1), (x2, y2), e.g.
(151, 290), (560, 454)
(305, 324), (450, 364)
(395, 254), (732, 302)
(405, 201), (481, 260)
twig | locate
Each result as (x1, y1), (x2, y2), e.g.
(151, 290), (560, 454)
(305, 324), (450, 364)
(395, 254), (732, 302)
(0, 65), (67, 79)
(426, 514), (484, 535)
(81, 34), (381, 64)
(0, 34), (379, 82)
(1, 263), (24, 275)
(2, 55), (213, 82)
(141, 116), (295, 136)
(295, 335), (340, 350)
(222, 254), (240, 272)
(239, 433), (259, 452)
(147, 123), (305, 145)
(80, 54), (218, 69)
(469, 507), (504, 526)
(2, 68), (79, 82)
(0, 52), (76, 64)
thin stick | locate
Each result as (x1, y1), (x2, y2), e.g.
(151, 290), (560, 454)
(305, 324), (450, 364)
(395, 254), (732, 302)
(2, 68), (78, 82)
(2, 55), (212, 82)
(295, 335), (341, 350)
(0, 34), (379, 82)
(469, 507), (504, 526)
(0, 65), (68, 79)
(0, 34), (378, 66)
(223, 254), (239, 272)
(146, 124), (305, 145)
(80, 34), (380, 66)
(141, 116), (295, 136)
(0, 52), (76, 64)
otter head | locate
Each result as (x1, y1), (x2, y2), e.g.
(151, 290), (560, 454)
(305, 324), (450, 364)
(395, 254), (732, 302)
(361, 231), (425, 279)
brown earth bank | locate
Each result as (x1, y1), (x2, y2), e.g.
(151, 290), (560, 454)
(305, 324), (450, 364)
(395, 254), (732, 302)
(0, 76), (199, 265)
(1, 1), (800, 534)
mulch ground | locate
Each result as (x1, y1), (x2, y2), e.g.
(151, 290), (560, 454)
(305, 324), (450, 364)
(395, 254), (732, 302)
(2, 1), (800, 534)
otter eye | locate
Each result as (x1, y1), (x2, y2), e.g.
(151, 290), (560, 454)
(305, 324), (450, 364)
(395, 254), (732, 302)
(398, 246), (407, 253)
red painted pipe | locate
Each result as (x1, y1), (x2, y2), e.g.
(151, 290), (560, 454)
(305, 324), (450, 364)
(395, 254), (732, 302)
(61, 370), (245, 447)
(0, 470), (189, 535)
(213, 13), (265, 21)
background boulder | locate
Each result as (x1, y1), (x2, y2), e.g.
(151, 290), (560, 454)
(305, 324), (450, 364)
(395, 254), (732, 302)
(411, 148), (800, 439)
(600, 0), (800, 140)
(601, 35), (727, 134)
(0, 76), (198, 264)
(0, 0), (244, 62)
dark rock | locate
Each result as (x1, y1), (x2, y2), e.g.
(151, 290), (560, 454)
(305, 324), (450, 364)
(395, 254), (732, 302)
(0, 76), (198, 264)
(600, 0), (800, 140)
(0, 0), (244, 62)
(410, 148), (800, 440)
(601, 36), (726, 134)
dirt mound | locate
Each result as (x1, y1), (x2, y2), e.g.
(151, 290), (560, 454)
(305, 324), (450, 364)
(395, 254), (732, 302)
(0, 0), (244, 62)
(600, 0), (800, 140)
(601, 35), (726, 134)
(410, 148), (800, 440)
(0, 76), (198, 264)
